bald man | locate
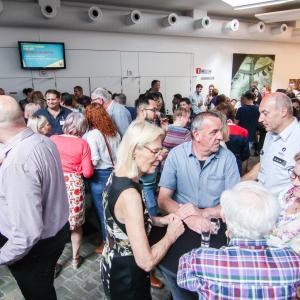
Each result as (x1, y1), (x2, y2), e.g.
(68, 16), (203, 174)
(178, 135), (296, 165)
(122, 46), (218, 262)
(0, 96), (69, 299)
(243, 92), (300, 196)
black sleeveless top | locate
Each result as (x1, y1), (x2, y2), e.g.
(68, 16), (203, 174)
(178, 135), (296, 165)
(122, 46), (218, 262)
(102, 173), (152, 257)
(100, 173), (152, 300)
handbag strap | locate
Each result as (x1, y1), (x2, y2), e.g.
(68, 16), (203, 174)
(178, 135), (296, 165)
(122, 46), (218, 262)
(101, 132), (115, 166)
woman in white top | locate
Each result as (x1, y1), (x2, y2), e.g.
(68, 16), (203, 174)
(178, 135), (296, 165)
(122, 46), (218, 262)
(85, 103), (121, 252)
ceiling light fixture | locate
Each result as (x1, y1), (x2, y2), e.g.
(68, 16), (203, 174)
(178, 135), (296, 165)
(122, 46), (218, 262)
(221, 0), (295, 10)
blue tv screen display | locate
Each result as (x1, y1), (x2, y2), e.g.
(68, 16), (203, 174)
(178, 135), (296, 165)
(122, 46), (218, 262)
(18, 42), (66, 70)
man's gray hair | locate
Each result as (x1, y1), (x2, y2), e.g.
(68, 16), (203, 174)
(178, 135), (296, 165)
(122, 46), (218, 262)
(91, 87), (111, 102)
(63, 112), (88, 137)
(220, 181), (280, 239)
(114, 93), (127, 105)
(191, 111), (221, 132)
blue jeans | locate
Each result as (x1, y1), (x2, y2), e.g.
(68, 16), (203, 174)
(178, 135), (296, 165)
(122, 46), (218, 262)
(159, 265), (198, 300)
(140, 170), (158, 217)
(89, 168), (112, 240)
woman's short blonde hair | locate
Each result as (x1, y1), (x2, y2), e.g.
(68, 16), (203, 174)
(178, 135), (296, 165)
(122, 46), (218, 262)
(27, 115), (49, 134)
(115, 121), (164, 178)
(24, 103), (41, 119)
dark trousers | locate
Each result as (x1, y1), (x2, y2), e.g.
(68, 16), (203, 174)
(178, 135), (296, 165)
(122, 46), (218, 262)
(0, 223), (69, 300)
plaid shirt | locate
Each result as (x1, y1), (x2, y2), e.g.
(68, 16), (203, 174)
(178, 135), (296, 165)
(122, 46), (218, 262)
(177, 239), (300, 299)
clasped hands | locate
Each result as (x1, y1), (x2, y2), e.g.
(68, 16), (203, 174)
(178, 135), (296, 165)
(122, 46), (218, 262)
(175, 203), (215, 234)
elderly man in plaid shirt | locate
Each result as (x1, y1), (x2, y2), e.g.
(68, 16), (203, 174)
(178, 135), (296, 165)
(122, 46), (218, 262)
(177, 181), (300, 300)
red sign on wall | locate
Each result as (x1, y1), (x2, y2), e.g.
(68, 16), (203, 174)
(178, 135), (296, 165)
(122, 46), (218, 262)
(195, 67), (201, 74)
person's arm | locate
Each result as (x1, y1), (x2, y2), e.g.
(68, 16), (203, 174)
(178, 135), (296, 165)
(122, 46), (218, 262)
(242, 162), (260, 181)
(158, 188), (211, 233)
(81, 140), (94, 178)
(157, 187), (180, 214)
(177, 248), (204, 292)
(86, 131), (101, 166)
(202, 205), (222, 219)
(0, 161), (43, 265)
(116, 188), (184, 272)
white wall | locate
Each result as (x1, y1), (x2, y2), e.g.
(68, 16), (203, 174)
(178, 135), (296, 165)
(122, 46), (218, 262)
(0, 26), (299, 111)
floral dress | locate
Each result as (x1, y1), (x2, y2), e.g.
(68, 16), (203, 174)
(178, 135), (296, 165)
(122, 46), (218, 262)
(64, 173), (85, 230)
(100, 173), (152, 300)
(268, 187), (300, 254)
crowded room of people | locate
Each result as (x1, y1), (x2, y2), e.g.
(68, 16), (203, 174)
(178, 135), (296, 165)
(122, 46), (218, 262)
(1, 0), (300, 299)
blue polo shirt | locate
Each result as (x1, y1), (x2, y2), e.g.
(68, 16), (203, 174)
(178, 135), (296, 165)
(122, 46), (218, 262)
(34, 106), (72, 136)
(159, 141), (240, 208)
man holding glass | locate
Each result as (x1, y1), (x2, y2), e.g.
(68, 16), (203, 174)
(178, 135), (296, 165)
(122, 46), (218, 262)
(157, 111), (240, 300)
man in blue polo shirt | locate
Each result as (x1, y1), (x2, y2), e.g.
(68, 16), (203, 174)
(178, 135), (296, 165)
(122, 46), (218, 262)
(34, 89), (72, 136)
(158, 111), (240, 300)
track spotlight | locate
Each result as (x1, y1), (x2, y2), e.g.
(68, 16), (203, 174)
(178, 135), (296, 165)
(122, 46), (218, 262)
(38, 0), (60, 19)
(271, 23), (288, 35)
(194, 16), (211, 29)
(162, 13), (178, 27)
(248, 21), (265, 33)
(88, 6), (103, 22)
(126, 10), (142, 25)
(223, 19), (239, 32)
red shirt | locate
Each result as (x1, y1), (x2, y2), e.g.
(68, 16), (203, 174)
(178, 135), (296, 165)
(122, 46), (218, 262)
(51, 135), (93, 178)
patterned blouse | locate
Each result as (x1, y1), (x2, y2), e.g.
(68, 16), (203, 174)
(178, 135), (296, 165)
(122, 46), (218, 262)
(268, 187), (300, 254)
(100, 173), (152, 290)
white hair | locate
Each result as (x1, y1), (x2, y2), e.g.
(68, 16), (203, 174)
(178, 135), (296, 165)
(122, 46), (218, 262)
(220, 181), (280, 239)
(91, 87), (111, 102)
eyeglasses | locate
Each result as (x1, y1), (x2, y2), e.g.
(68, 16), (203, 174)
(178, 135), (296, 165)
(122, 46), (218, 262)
(288, 168), (300, 181)
(144, 108), (157, 113)
(143, 145), (166, 157)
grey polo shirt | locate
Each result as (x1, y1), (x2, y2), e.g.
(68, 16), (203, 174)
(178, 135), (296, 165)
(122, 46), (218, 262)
(159, 141), (240, 208)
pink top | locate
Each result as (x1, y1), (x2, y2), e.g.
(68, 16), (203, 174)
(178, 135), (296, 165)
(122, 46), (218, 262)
(51, 135), (93, 178)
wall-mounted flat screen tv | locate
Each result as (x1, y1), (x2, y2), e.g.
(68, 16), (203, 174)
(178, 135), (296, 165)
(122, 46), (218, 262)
(18, 41), (66, 70)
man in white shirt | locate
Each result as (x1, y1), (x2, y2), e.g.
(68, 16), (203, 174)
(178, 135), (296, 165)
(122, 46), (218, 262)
(243, 92), (300, 196)
(190, 84), (204, 115)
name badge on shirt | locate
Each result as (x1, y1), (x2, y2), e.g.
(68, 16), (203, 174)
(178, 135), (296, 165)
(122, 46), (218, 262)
(272, 156), (287, 167)
(60, 120), (65, 126)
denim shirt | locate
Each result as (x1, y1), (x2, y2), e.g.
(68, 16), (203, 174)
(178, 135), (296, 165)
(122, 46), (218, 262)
(159, 141), (240, 208)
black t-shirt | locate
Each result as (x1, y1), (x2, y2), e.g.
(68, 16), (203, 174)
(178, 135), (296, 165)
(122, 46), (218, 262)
(236, 105), (260, 142)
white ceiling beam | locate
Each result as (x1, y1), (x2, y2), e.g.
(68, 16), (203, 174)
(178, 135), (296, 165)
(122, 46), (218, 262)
(255, 8), (300, 23)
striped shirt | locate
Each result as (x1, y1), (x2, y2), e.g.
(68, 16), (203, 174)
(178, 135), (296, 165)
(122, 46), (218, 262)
(162, 125), (191, 150)
(177, 239), (300, 300)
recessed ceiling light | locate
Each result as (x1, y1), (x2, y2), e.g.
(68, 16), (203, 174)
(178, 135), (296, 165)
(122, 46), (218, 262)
(221, 0), (295, 10)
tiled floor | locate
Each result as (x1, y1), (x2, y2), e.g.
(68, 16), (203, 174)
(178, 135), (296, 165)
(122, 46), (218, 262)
(0, 234), (170, 300)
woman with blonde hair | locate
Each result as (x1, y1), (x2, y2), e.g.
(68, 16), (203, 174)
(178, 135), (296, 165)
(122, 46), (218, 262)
(51, 112), (93, 269)
(24, 103), (41, 121)
(101, 121), (184, 300)
(27, 115), (52, 136)
(85, 103), (121, 253)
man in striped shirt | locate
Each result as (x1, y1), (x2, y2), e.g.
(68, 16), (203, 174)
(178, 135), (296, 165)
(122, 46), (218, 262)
(177, 181), (300, 300)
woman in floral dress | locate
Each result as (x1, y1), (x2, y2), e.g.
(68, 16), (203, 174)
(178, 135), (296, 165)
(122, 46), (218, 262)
(51, 112), (93, 269)
(100, 121), (185, 300)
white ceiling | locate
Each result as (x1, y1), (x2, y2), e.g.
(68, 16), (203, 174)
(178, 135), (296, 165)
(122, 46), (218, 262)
(60, 0), (300, 21)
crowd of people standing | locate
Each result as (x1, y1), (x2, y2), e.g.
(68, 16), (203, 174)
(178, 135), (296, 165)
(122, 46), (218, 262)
(0, 79), (300, 300)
